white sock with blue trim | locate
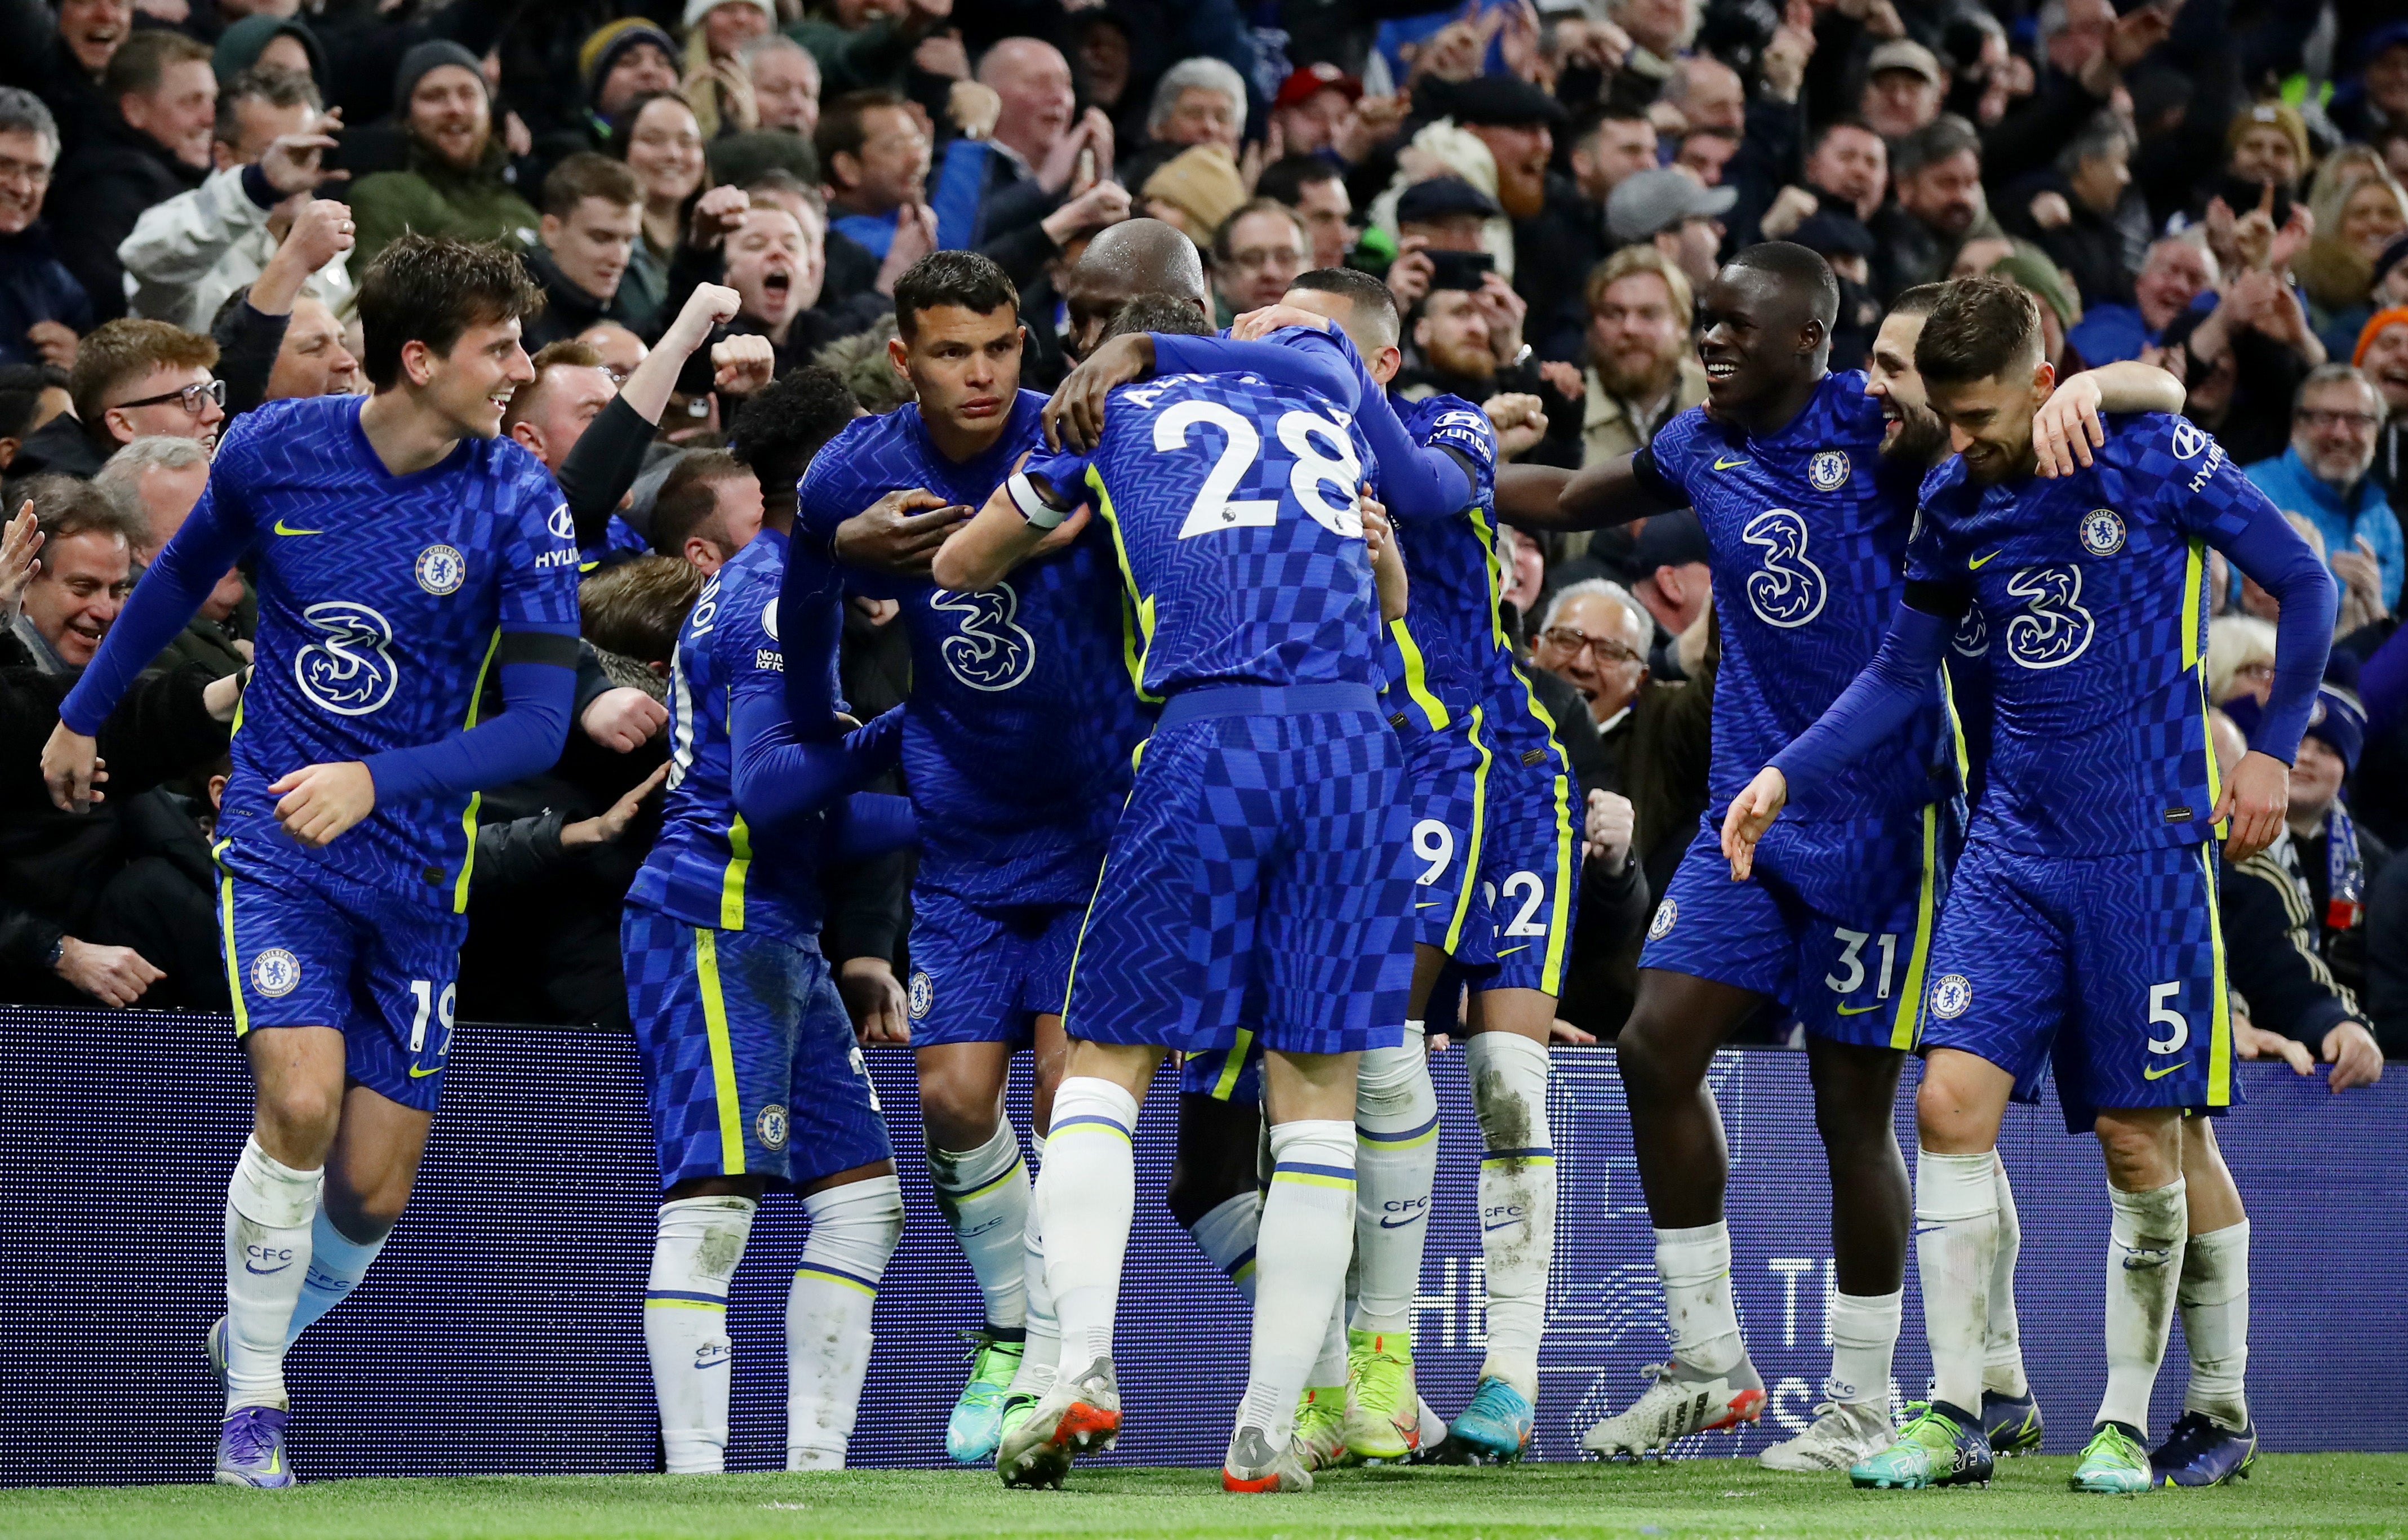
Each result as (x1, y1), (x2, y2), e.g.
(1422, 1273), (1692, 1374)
(1468, 1031), (1553, 1400)
(1187, 1191), (1262, 1301)
(927, 1119), (1028, 1337)
(223, 1136), (322, 1413)
(1353, 1024), (1437, 1335)
(1914, 1148), (1998, 1416)
(645, 1195), (756, 1474)
(285, 1204), (387, 1345)
(1006, 1134), (1059, 1401)
(1038, 1078), (1140, 1374)
(788, 1174), (904, 1468)
(1234, 1119), (1358, 1439)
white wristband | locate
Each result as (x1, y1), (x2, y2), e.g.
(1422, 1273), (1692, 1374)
(1007, 470), (1070, 529)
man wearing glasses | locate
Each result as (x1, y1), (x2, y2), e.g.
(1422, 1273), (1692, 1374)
(14, 317), (221, 479)
(1210, 199), (1307, 321)
(2243, 363), (2402, 614)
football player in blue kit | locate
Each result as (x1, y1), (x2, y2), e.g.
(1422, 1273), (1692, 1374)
(936, 295), (1413, 1494)
(1722, 276), (2336, 1494)
(788, 250), (1145, 1463)
(1220, 269), (1579, 1462)
(1492, 243), (2188, 1471)
(623, 362), (919, 1474)
(42, 238), (583, 1487)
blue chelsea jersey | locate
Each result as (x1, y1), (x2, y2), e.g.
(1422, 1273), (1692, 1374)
(1911, 412), (2265, 857)
(629, 528), (825, 943)
(798, 391), (1141, 907)
(1022, 366), (1384, 699)
(1650, 371), (1947, 821)
(204, 395), (581, 909)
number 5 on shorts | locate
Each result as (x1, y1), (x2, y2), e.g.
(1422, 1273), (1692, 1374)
(2147, 981), (2188, 1054)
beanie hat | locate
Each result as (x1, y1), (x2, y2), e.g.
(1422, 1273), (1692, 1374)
(2225, 100), (2308, 173)
(579, 18), (679, 110)
(392, 41), (487, 116)
(1140, 145), (1247, 241)
(685, 0), (776, 27)
(2354, 306), (2408, 367)
(213, 15), (325, 88)
(2304, 687), (2366, 773)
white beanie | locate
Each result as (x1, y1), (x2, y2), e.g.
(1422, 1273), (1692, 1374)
(685, 0), (775, 28)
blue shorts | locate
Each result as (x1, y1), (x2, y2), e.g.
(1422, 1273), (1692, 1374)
(1454, 737), (1579, 996)
(623, 906), (894, 1189)
(1065, 686), (1412, 1060)
(1641, 807), (1946, 1050)
(905, 893), (1085, 1047)
(218, 859), (469, 1112)
(1397, 704), (1493, 955)
(1180, 1038), (1266, 1103)
(1923, 839), (2234, 1135)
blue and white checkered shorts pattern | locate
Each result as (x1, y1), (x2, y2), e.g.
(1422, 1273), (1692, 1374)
(623, 905), (892, 1189)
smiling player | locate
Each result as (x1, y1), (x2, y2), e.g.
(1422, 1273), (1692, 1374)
(43, 237), (581, 1488)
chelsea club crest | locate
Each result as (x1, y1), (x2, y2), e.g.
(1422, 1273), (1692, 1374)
(251, 949), (301, 998)
(1930, 973), (1973, 1020)
(415, 544), (466, 595)
(1808, 450), (1850, 492)
(2080, 509), (2126, 557)
(908, 969), (933, 1020)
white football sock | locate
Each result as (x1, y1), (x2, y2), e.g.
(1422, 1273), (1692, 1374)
(285, 1204), (387, 1346)
(2180, 1219), (2250, 1431)
(644, 1195), (756, 1474)
(926, 1119), (1028, 1336)
(1353, 1024), (1437, 1336)
(1828, 1290), (1901, 1413)
(1233, 1120), (1357, 1439)
(1914, 1148), (2000, 1415)
(1007, 1133), (1059, 1401)
(223, 1136), (323, 1412)
(1984, 1152), (2030, 1398)
(1185, 1190), (1261, 1301)
(1039, 1078), (1140, 1374)
(2096, 1177), (2187, 1435)
(1309, 1292), (1350, 1389)
(1654, 1221), (1745, 1376)
(787, 1175), (904, 1470)
(1468, 1031), (1553, 1400)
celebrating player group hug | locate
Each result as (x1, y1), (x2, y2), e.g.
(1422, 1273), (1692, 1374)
(38, 215), (2339, 1497)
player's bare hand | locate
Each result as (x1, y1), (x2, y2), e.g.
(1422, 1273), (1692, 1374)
(2033, 370), (2108, 477)
(710, 332), (775, 397)
(0, 499), (42, 622)
(2322, 1019), (2383, 1092)
(270, 760), (376, 847)
(581, 686), (669, 752)
(1549, 1018), (1597, 1044)
(1229, 303), (1332, 342)
(54, 937), (163, 1008)
(1584, 787), (1634, 874)
(2214, 749), (2287, 862)
(562, 761), (669, 847)
(2234, 1018), (2313, 1074)
(1720, 765), (1788, 881)
(1046, 332), (1154, 452)
(41, 722), (100, 813)
(834, 488), (971, 577)
(1483, 391), (1548, 459)
(1360, 487), (1407, 622)
(838, 956), (912, 1044)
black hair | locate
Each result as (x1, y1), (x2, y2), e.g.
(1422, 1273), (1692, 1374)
(358, 235), (545, 390)
(1254, 153), (1341, 208)
(1103, 293), (1212, 341)
(1915, 275), (2041, 387)
(0, 362), (65, 443)
(814, 88), (908, 182)
(651, 449), (752, 558)
(730, 366), (861, 503)
(1727, 240), (1841, 330)
(892, 250), (1020, 340)
(1289, 267), (1401, 353)
(1885, 282), (1947, 321)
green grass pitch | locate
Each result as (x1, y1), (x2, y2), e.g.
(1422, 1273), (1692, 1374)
(6, 1456), (2407, 1539)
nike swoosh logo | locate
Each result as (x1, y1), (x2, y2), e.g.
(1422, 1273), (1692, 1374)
(243, 1261), (293, 1275)
(408, 1063), (445, 1078)
(1835, 1003), (1881, 1016)
(1712, 455), (1750, 470)
(1482, 1218), (1523, 1232)
(2144, 1061), (2189, 1081)
(1378, 1214), (1425, 1229)
(272, 519), (323, 536)
(1969, 549), (2001, 569)
(1909, 1222), (1949, 1238)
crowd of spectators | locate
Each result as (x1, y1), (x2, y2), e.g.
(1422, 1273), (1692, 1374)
(0, 0), (2403, 1072)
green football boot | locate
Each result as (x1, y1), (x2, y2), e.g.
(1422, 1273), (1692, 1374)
(2071, 1422), (2156, 1494)
(1848, 1401), (1996, 1489)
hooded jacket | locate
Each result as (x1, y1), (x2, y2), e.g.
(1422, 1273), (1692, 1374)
(47, 110), (210, 325)
(349, 134), (540, 271)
